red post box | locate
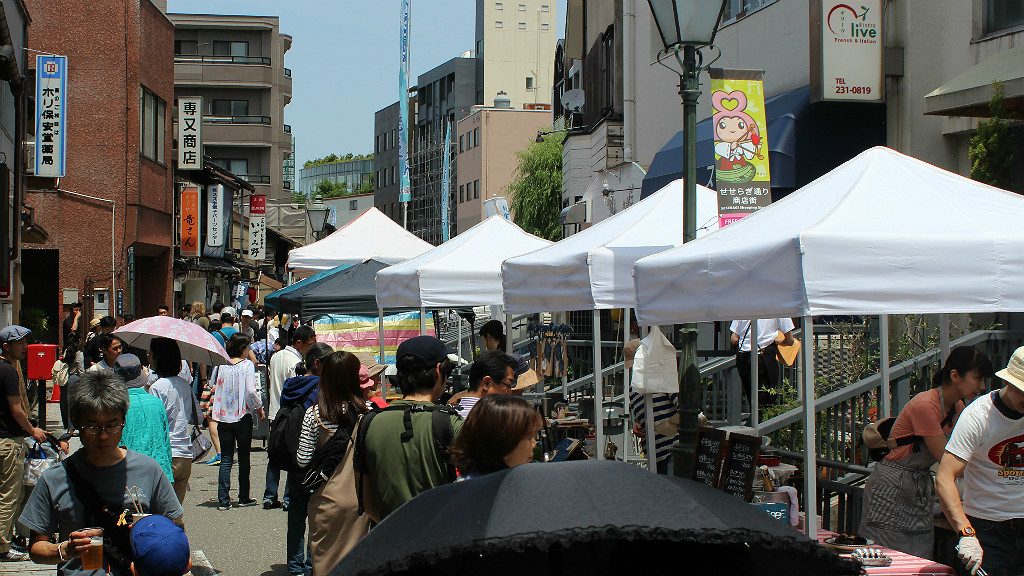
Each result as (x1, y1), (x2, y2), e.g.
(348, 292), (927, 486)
(27, 344), (58, 381)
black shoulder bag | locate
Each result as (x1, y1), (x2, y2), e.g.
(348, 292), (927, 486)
(62, 458), (133, 573)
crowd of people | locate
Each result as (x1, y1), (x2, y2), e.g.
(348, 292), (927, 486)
(0, 301), (545, 576)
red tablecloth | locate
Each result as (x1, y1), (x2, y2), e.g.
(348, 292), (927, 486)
(816, 530), (954, 576)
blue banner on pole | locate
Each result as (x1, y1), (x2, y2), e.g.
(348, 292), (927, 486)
(440, 119), (452, 242)
(398, 0), (412, 204)
(35, 55), (68, 178)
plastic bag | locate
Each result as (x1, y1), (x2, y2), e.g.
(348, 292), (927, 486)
(631, 327), (679, 394)
(24, 439), (62, 486)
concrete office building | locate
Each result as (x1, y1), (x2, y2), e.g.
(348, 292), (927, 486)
(373, 102), (401, 223)
(475, 0), (558, 108)
(456, 105), (551, 234)
(170, 13), (294, 202)
(325, 191), (375, 230)
(408, 56), (478, 244)
(299, 157), (375, 197)
(24, 0), (175, 344)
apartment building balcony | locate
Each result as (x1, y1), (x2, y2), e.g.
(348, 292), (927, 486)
(175, 54), (274, 87)
(202, 115), (274, 146)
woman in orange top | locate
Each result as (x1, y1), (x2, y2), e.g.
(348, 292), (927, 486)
(860, 346), (993, 558)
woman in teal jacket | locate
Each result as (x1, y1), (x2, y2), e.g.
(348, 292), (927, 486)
(113, 353), (174, 482)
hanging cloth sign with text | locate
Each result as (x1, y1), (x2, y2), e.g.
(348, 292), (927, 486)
(207, 184), (223, 247)
(710, 68), (772, 228)
(34, 55), (67, 178)
(248, 194), (267, 261)
(180, 185), (201, 258)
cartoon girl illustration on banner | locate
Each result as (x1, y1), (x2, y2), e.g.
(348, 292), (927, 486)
(712, 90), (763, 184)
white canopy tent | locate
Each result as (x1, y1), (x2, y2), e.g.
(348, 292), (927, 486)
(376, 215), (552, 308)
(287, 207), (433, 273)
(633, 146), (1024, 538)
(501, 179), (719, 463)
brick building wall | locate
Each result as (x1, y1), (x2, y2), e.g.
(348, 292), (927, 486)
(23, 0), (174, 344)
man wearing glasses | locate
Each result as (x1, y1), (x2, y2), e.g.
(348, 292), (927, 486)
(19, 370), (183, 575)
(452, 351), (519, 418)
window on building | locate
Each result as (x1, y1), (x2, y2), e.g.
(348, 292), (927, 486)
(349, 200), (358, 210)
(139, 86), (165, 163)
(213, 41), (249, 58)
(518, 22), (527, 30)
(476, 39), (484, 57)
(211, 99), (249, 116)
(526, 76), (535, 90)
(601, 28), (615, 113)
(391, 165), (397, 185)
(473, 128), (480, 147)
(211, 158), (249, 178)
(518, 3), (526, 10)
(541, 22), (550, 31)
(541, 3), (550, 11)
(987, 0), (1024, 33)
(495, 20), (504, 28)
(474, 180), (480, 199)
(174, 40), (197, 55)
(459, 134), (465, 152)
(391, 128), (397, 147)
(496, 1), (503, 9)
(459, 184), (465, 203)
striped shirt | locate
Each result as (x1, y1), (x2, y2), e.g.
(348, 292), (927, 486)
(630, 392), (678, 462)
(297, 405), (338, 468)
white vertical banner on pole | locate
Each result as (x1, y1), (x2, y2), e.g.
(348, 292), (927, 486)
(247, 194), (266, 261)
(177, 96), (203, 169)
(34, 55), (68, 178)
(206, 184), (223, 247)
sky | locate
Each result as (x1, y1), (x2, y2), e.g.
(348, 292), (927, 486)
(167, 0), (568, 167)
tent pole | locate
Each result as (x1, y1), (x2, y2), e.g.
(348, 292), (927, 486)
(646, 392), (656, 472)
(592, 309), (604, 460)
(622, 308), (632, 463)
(561, 311), (568, 396)
(939, 313), (950, 363)
(879, 314), (891, 417)
(457, 311), (463, 364)
(419, 307), (426, 335)
(378, 307), (387, 398)
(750, 320), (759, 429)
(504, 313), (513, 354)
(802, 316), (818, 540)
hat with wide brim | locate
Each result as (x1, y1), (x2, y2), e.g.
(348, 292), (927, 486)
(996, 345), (1024, 392)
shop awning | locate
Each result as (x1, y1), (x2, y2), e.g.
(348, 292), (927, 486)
(925, 47), (1024, 117)
(174, 257), (240, 275)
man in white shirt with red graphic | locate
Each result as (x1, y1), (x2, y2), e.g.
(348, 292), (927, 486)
(938, 345), (1024, 576)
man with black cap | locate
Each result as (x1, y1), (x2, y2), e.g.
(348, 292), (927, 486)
(355, 335), (462, 523)
(0, 325), (47, 561)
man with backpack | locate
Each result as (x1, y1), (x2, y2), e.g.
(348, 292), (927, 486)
(270, 343), (331, 576)
(355, 335), (462, 523)
(211, 307), (239, 348)
(264, 325), (316, 510)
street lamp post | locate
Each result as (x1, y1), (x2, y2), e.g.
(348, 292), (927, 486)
(647, 0), (727, 478)
(306, 194), (329, 241)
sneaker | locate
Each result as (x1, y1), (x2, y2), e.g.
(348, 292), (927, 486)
(282, 501), (290, 512)
(236, 498), (258, 507)
(262, 500), (282, 510)
(204, 454), (221, 466)
(0, 549), (28, 561)
(216, 504), (231, 511)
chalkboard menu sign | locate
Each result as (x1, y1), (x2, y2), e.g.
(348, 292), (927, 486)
(719, 431), (761, 502)
(691, 427), (728, 488)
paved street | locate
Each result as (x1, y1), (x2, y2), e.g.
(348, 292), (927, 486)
(2, 400), (294, 576)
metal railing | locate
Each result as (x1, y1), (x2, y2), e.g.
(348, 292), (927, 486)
(205, 115), (271, 125)
(174, 54), (271, 65)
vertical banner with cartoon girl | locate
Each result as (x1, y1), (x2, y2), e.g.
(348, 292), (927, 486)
(709, 68), (771, 228)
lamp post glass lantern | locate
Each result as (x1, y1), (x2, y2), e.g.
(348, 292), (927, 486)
(647, 0), (727, 479)
(306, 195), (329, 239)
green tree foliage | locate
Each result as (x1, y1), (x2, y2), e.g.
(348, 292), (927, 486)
(303, 152), (374, 169)
(290, 191), (307, 204)
(316, 179), (350, 199)
(969, 82), (1015, 189)
(508, 130), (564, 241)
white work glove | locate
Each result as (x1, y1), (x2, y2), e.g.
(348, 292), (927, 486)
(956, 536), (983, 575)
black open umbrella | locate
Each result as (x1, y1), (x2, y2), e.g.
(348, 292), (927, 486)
(333, 460), (858, 576)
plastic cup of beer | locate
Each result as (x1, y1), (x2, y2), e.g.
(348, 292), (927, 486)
(80, 527), (103, 570)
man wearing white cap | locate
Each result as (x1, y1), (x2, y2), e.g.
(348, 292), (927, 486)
(938, 346), (1024, 575)
(239, 308), (256, 341)
(0, 325), (48, 561)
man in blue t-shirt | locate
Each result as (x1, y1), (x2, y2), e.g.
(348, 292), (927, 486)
(212, 307), (239, 348)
